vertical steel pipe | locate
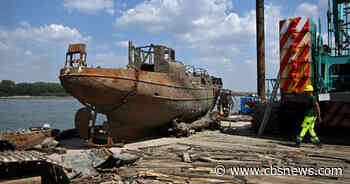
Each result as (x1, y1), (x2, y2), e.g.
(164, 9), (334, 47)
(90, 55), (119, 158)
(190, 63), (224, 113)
(256, 0), (266, 100)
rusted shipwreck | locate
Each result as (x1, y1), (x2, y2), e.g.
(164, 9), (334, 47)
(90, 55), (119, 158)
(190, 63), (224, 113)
(59, 42), (222, 144)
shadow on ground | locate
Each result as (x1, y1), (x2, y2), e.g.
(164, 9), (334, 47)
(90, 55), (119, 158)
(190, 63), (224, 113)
(219, 120), (350, 146)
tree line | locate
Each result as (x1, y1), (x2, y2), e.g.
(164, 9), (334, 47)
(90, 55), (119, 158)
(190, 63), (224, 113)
(0, 80), (69, 97)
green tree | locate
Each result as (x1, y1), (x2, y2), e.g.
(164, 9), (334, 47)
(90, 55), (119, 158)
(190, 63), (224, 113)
(0, 80), (69, 97)
(0, 80), (16, 96)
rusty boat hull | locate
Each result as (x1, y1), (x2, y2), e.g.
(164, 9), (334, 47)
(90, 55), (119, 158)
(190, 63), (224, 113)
(60, 43), (222, 142)
(60, 67), (219, 141)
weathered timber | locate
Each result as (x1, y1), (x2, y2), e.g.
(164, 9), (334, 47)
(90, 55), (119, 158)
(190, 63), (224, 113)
(56, 120), (350, 183)
(198, 156), (262, 167)
(0, 150), (70, 183)
(0, 176), (41, 184)
(113, 130), (349, 183)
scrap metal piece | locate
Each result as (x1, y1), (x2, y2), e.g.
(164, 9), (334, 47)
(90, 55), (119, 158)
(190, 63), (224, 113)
(1, 127), (52, 150)
(0, 135), (15, 151)
(0, 150), (70, 183)
(56, 149), (140, 177)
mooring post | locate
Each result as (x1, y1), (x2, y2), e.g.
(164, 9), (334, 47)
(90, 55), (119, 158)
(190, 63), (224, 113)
(256, 0), (266, 100)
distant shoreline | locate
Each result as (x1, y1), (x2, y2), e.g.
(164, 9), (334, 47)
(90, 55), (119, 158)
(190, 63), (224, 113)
(0, 96), (72, 99)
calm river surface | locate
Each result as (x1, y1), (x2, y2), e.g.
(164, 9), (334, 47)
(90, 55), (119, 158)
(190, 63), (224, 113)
(0, 97), (106, 131)
(0, 97), (243, 132)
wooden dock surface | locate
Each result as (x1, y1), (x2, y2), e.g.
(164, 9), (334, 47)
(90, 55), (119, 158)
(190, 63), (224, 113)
(80, 120), (349, 184)
(54, 120), (350, 184)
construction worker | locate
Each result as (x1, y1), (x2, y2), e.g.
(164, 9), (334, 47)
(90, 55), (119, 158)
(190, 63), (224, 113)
(295, 85), (322, 148)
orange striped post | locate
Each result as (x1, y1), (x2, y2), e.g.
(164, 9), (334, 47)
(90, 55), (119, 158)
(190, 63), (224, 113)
(279, 17), (312, 94)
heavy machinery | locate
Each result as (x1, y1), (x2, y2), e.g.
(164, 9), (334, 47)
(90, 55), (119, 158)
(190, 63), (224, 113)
(216, 89), (257, 117)
(254, 0), (350, 134)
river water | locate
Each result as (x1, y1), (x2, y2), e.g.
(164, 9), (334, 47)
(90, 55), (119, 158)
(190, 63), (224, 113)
(0, 97), (243, 132)
(0, 97), (106, 131)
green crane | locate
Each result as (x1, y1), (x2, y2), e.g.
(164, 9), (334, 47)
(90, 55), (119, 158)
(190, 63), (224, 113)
(315, 0), (350, 93)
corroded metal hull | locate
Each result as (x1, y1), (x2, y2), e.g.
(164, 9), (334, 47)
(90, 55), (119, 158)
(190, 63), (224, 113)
(60, 67), (219, 141)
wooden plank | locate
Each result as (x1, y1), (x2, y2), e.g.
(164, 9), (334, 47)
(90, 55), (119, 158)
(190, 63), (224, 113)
(0, 176), (41, 184)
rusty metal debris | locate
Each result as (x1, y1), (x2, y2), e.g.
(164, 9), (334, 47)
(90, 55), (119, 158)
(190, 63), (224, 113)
(0, 125), (140, 183)
(48, 148), (140, 180)
(0, 126), (72, 183)
(0, 150), (70, 183)
(59, 42), (223, 144)
(0, 126), (55, 150)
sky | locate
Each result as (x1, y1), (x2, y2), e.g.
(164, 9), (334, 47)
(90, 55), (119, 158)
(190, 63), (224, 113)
(0, 0), (330, 91)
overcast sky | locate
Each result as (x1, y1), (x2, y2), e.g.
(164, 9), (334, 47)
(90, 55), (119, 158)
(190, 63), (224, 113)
(0, 0), (329, 91)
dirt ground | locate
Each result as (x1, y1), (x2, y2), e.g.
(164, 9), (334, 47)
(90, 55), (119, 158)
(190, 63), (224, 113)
(65, 120), (350, 184)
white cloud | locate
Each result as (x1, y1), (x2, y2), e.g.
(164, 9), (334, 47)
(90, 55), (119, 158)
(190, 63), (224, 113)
(0, 22), (91, 48)
(24, 50), (32, 56)
(90, 44), (110, 51)
(64, 0), (115, 15)
(222, 58), (232, 65)
(0, 41), (9, 51)
(90, 52), (127, 68)
(95, 53), (115, 58)
(244, 59), (254, 65)
(295, 3), (318, 20)
(113, 0), (284, 90)
(0, 29), (8, 38)
(115, 0), (256, 45)
(19, 20), (30, 28)
(114, 41), (129, 47)
(0, 22), (92, 83)
(192, 56), (236, 74)
(114, 0), (260, 63)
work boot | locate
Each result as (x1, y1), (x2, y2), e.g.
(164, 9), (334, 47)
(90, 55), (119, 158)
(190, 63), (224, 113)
(312, 140), (322, 148)
(295, 136), (302, 148)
